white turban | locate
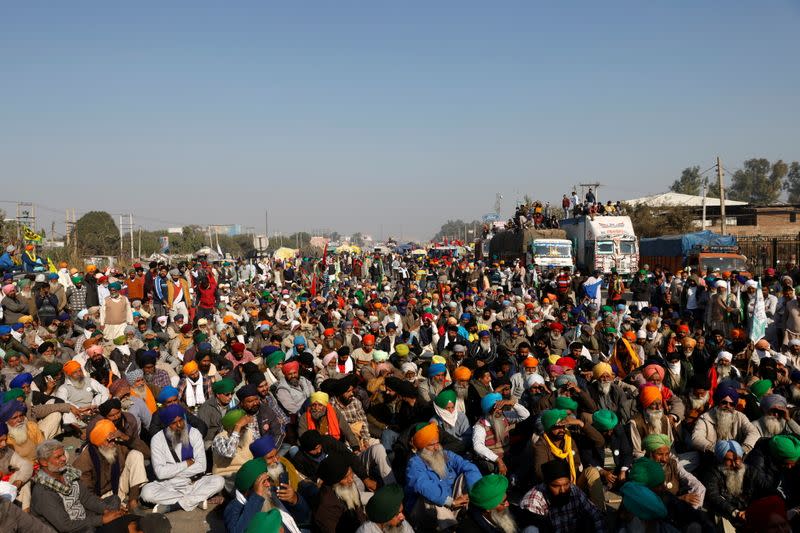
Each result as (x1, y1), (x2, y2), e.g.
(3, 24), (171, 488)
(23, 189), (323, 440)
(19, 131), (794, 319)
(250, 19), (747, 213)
(322, 351), (338, 365)
(372, 350), (389, 363)
(401, 362), (418, 374)
(789, 339), (800, 347)
(716, 351), (733, 363)
(745, 280), (758, 289)
(773, 353), (788, 366)
(715, 280), (727, 289)
(525, 373), (545, 388)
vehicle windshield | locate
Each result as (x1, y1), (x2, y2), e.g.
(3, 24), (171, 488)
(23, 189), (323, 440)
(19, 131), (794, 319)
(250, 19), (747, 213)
(532, 243), (572, 258)
(597, 241), (614, 254)
(700, 257), (748, 272)
(620, 240), (636, 255)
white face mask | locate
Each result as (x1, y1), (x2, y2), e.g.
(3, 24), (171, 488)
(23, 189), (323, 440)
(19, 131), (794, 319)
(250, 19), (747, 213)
(667, 361), (681, 373)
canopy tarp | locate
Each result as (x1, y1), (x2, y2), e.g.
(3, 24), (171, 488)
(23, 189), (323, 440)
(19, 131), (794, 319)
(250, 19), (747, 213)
(273, 247), (298, 260)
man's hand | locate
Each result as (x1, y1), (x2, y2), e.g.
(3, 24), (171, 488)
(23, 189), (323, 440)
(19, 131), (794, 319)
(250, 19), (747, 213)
(234, 415), (253, 432)
(679, 493), (701, 507)
(496, 459), (508, 475)
(451, 494), (469, 508)
(363, 478), (378, 492)
(186, 458), (195, 467)
(564, 418), (584, 428)
(276, 483), (298, 505)
(101, 509), (124, 524)
(253, 473), (270, 497)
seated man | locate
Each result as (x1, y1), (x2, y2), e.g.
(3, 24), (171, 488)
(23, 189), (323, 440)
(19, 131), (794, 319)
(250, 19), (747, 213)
(55, 360), (109, 431)
(582, 409), (632, 493)
(313, 455), (368, 533)
(462, 474), (519, 533)
(197, 377), (236, 449)
(31, 440), (129, 532)
(357, 483), (412, 533)
(224, 458), (309, 533)
(211, 409), (255, 492)
(273, 360), (315, 416)
(73, 419), (148, 511)
(0, 421), (34, 512)
(692, 386), (759, 457)
(248, 434), (303, 499)
(703, 439), (765, 532)
(140, 404), (225, 512)
(519, 459), (605, 533)
(754, 394), (800, 439)
(643, 433), (705, 510)
(290, 430), (380, 493)
(0, 399), (44, 464)
(404, 422), (481, 530)
(471, 391), (529, 475)
(14, 370), (85, 440)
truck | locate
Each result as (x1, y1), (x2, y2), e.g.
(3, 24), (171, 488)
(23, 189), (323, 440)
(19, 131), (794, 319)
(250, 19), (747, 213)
(638, 230), (749, 276)
(560, 215), (638, 276)
(487, 228), (571, 269)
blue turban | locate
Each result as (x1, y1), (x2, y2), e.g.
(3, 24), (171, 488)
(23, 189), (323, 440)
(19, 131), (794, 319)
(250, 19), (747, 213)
(461, 313), (472, 321)
(0, 400), (26, 424)
(156, 386), (179, 403)
(714, 440), (744, 462)
(9, 373), (33, 389)
(481, 392), (503, 414)
(428, 363), (447, 377)
(261, 345), (279, 357)
(293, 336), (306, 346)
(10, 323), (23, 331)
(58, 312), (71, 321)
(554, 374), (577, 388)
(714, 385), (739, 404)
(139, 350), (158, 366)
(249, 434), (276, 458)
(158, 404), (185, 426)
(0, 326), (11, 336)
(197, 342), (212, 355)
(0, 422), (7, 436)
(620, 482), (667, 520)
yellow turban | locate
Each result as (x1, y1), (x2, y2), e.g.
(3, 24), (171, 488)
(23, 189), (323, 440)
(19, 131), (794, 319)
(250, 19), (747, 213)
(183, 361), (199, 376)
(454, 366), (472, 381)
(593, 362), (614, 379)
(310, 391), (329, 405)
(412, 422), (439, 450)
(19, 315), (34, 324)
(431, 355), (446, 365)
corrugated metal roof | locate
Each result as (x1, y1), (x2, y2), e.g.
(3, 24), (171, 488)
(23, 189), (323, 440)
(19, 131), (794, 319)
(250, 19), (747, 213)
(623, 192), (748, 207)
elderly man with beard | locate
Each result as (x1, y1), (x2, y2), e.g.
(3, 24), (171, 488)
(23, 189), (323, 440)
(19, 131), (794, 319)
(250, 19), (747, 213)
(404, 422), (481, 530)
(212, 409), (257, 492)
(141, 404), (225, 512)
(314, 454), (368, 533)
(469, 330), (497, 363)
(136, 349), (173, 394)
(418, 363), (448, 403)
(177, 360), (213, 413)
(0, 399), (44, 464)
(459, 474), (518, 533)
(520, 459), (606, 533)
(76, 344), (121, 387)
(588, 362), (634, 423)
(290, 429), (379, 494)
(55, 359), (109, 431)
(708, 350), (742, 391)
(74, 419), (148, 512)
(643, 434), (705, 509)
(629, 384), (676, 458)
(703, 440), (764, 532)
(0, 420), (34, 512)
(243, 373), (289, 446)
(472, 392), (529, 476)
(249, 434), (304, 496)
(109, 375), (152, 430)
(11, 370), (76, 439)
(274, 361), (315, 416)
(692, 386), (759, 456)
(356, 483), (412, 533)
(197, 377), (236, 448)
(755, 394), (800, 438)
(1, 350), (36, 388)
(99, 281), (133, 341)
(31, 440), (128, 532)
(224, 458), (308, 533)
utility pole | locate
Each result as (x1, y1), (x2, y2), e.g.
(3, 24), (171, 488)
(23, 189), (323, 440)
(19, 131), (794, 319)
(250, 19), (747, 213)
(701, 180), (708, 229)
(579, 182), (602, 204)
(129, 214), (134, 259)
(717, 156), (726, 235)
(138, 227), (142, 258)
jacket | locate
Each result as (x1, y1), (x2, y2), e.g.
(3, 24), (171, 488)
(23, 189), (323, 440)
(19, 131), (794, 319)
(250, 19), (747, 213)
(404, 450), (481, 511)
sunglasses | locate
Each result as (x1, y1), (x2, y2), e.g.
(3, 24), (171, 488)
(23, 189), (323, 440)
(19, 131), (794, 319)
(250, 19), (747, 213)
(718, 400), (735, 406)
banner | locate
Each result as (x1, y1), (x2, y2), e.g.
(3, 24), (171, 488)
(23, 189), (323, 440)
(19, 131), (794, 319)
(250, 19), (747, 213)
(159, 236), (170, 253)
(23, 226), (42, 243)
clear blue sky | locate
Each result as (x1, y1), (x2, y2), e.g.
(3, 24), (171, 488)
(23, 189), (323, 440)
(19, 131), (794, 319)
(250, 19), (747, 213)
(2, 1), (799, 241)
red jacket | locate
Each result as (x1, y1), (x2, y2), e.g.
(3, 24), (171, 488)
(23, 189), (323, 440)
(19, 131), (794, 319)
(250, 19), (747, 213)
(196, 273), (218, 309)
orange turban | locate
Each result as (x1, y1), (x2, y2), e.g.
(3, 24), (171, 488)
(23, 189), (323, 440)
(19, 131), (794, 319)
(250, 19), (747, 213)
(639, 384), (663, 409)
(454, 366), (472, 381)
(183, 361), (199, 375)
(522, 357), (539, 368)
(682, 338), (696, 349)
(63, 360), (82, 376)
(412, 422), (439, 450)
(83, 337), (100, 349)
(90, 419), (117, 446)
(623, 331), (636, 342)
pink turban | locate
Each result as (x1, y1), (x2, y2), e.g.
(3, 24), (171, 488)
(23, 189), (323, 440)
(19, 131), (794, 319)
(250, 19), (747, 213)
(643, 364), (665, 381)
(1, 285), (14, 296)
(322, 352), (338, 365)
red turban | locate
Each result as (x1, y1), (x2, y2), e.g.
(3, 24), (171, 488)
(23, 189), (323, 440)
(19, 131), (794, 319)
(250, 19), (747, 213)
(282, 361), (300, 375)
(231, 342), (245, 354)
(362, 334), (375, 344)
(555, 357), (577, 370)
(549, 322), (565, 333)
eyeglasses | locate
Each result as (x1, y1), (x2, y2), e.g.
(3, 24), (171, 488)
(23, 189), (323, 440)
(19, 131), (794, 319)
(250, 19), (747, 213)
(718, 400), (735, 406)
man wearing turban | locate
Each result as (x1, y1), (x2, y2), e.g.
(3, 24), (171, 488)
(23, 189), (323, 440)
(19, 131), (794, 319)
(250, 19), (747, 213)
(0, 418), (34, 511)
(140, 404), (224, 512)
(418, 363), (448, 403)
(177, 360), (212, 411)
(584, 409), (632, 491)
(753, 394), (800, 439)
(197, 378), (235, 450)
(404, 422), (482, 530)
(692, 386), (759, 455)
(73, 418), (148, 511)
(0, 400), (43, 465)
(629, 384), (675, 458)
(472, 391), (530, 476)
(702, 438), (763, 530)
(461, 474), (517, 533)
(642, 433), (706, 511)
(99, 279), (133, 341)
(274, 360), (315, 416)
(587, 361), (633, 423)
(55, 358), (110, 430)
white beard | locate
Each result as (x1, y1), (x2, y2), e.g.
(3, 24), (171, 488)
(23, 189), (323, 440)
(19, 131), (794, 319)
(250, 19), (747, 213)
(598, 382), (611, 395)
(260, 496), (274, 513)
(790, 387), (800, 403)
(645, 410), (663, 433)
(8, 423), (28, 444)
(761, 416), (786, 437)
(689, 392), (709, 410)
(455, 384), (469, 400)
(489, 508), (517, 533)
(267, 461), (285, 484)
(132, 385), (149, 398)
(98, 445), (117, 463)
(420, 447), (448, 479)
(429, 380), (444, 397)
(334, 482), (362, 511)
(716, 365), (732, 379)
(69, 377), (86, 389)
(166, 426), (190, 447)
(716, 410), (736, 440)
(721, 464), (746, 498)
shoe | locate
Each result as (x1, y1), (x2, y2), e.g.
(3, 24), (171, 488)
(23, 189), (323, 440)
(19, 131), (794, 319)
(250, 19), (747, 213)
(153, 503), (177, 514)
(201, 500), (208, 510)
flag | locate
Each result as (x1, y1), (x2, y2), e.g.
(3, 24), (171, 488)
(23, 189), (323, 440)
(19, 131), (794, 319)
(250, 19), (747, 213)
(321, 241), (328, 269)
(23, 226), (42, 243)
(749, 278), (767, 342)
(310, 274), (318, 297)
(47, 257), (58, 273)
(584, 278), (603, 300)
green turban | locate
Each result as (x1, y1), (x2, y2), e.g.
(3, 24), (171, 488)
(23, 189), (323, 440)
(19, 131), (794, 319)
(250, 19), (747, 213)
(469, 474), (509, 511)
(2, 388), (25, 403)
(554, 396), (578, 412)
(71, 275), (83, 284)
(108, 282), (122, 290)
(750, 379), (772, 399)
(434, 389), (457, 409)
(601, 305), (614, 314)
(3, 351), (21, 363)
(147, 339), (161, 349)
(194, 332), (209, 344)
(365, 484), (404, 523)
(235, 458), (268, 493)
(540, 409), (568, 432)
(605, 327), (617, 334)
(621, 482), (667, 520)
(643, 433), (672, 452)
(212, 378), (235, 395)
(245, 509), (282, 533)
(629, 457), (665, 488)
(42, 362), (63, 377)
(222, 409), (246, 433)
(592, 409), (619, 432)
(113, 335), (127, 346)
(769, 435), (800, 463)
(266, 351), (285, 368)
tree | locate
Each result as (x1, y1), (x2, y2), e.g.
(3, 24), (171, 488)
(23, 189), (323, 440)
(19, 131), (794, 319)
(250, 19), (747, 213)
(784, 161), (800, 203)
(73, 211), (120, 256)
(432, 219), (482, 242)
(728, 158), (783, 204)
(670, 166), (702, 196)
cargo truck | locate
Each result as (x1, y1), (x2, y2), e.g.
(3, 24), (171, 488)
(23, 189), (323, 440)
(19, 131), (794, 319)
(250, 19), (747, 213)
(639, 230), (749, 276)
(560, 215), (638, 276)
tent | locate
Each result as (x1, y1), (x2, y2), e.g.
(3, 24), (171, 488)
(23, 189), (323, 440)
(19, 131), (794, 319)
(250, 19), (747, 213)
(273, 247), (298, 260)
(411, 249), (427, 256)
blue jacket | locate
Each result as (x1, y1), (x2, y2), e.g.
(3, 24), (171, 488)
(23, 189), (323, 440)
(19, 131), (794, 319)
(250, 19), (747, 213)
(223, 491), (310, 533)
(0, 253), (15, 272)
(404, 450), (481, 511)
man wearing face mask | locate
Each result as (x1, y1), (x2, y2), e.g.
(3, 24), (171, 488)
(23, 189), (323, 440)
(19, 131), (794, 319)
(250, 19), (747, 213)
(663, 345), (695, 396)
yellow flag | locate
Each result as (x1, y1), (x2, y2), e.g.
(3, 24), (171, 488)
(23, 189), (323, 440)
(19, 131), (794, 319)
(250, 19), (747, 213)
(23, 226), (42, 243)
(48, 257), (58, 273)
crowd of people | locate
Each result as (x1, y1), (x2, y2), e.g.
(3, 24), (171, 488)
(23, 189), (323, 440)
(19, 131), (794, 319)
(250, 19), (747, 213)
(0, 245), (798, 533)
